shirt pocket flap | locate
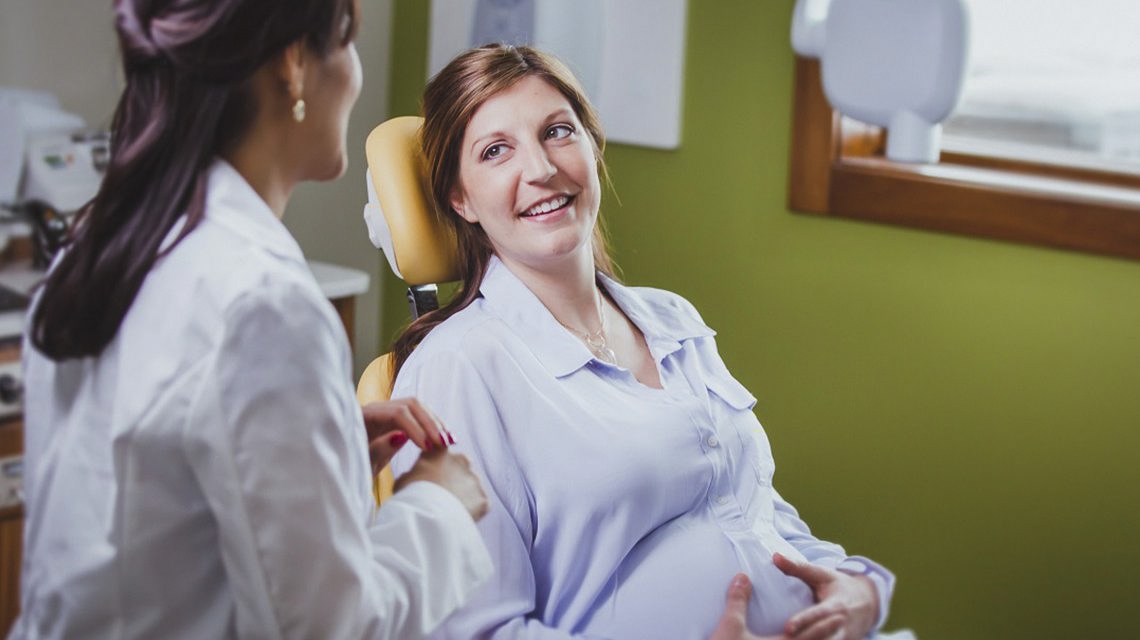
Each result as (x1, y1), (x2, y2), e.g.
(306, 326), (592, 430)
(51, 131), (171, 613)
(706, 375), (757, 411)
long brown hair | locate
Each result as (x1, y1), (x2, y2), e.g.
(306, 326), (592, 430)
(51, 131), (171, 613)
(30, 0), (358, 360)
(391, 44), (617, 381)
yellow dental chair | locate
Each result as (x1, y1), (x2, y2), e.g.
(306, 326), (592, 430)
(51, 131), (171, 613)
(357, 116), (460, 505)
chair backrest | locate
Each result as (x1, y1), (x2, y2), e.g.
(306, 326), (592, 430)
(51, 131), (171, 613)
(363, 116), (460, 287)
(358, 116), (461, 504)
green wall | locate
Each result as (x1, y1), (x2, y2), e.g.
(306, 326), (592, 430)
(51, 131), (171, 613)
(381, 2), (1140, 637)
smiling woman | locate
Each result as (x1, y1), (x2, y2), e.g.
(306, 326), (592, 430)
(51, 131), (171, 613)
(390, 44), (616, 377)
(386, 44), (904, 639)
(449, 77), (602, 273)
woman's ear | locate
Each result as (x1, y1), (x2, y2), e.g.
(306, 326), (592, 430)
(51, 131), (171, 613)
(275, 40), (307, 104)
(450, 188), (478, 224)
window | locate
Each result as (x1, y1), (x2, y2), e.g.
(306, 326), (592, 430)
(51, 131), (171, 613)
(946, 0), (1140, 170)
(788, 1), (1140, 261)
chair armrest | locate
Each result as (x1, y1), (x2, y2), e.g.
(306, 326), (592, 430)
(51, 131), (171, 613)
(357, 354), (396, 504)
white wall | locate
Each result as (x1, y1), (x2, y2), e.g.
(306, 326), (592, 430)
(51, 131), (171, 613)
(0, 0), (393, 375)
(0, 1), (121, 127)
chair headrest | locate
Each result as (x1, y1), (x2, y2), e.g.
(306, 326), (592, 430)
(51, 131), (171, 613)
(363, 116), (461, 286)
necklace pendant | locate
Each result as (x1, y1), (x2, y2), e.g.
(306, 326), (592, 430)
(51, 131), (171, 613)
(596, 346), (618, 365)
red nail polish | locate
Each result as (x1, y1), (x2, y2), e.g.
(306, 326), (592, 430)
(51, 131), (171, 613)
(447, 432), (457, 445)
(390, 432), (408, 448)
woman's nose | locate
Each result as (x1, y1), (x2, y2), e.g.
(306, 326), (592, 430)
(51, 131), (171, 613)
(520, 144), (557, 184)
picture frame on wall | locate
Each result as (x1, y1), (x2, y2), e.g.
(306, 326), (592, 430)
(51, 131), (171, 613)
(428, 0), (689, 150)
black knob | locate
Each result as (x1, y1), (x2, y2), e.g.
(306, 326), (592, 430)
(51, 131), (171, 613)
(0, 374), (22, 405)
(23, 200), (71, 270)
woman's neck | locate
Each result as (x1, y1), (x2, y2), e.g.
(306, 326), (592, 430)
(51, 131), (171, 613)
(503, 252), (603, 333)
(222, 121), (296, 219)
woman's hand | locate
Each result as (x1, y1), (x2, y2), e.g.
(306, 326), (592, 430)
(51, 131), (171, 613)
(774, 553), (879, 640)
(362, 399), (486, 521)
(361, 398), (455, 475)
(395, 451), (490, 521)
(710, 574), (787, 640)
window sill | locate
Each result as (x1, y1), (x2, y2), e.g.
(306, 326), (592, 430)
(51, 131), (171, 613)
(787, 57), (1140, 261)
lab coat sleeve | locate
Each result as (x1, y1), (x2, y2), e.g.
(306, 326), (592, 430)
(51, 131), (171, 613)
(390, 348), (609, 640)
(772, 488), (896, 633)
(185, 283), (491, 640)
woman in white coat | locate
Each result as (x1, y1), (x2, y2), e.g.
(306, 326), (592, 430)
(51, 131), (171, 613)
(12, 1), (491, 638)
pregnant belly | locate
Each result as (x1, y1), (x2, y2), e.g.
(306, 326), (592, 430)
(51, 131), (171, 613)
(579, 516), (815, 639)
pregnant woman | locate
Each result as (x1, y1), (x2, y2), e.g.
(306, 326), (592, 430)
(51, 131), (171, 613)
(389, 44), (897, 639)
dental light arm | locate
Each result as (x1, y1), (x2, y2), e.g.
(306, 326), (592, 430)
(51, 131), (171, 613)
(791, 0), (971, 163)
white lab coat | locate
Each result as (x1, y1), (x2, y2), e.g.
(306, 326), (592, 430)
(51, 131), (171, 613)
(11, 160), (492, 639)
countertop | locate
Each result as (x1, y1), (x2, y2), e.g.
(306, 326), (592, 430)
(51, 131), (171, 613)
(0, 259), (370, 342)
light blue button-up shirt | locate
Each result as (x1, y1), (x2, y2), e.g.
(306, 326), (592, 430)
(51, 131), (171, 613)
(391, 257), (894, 639)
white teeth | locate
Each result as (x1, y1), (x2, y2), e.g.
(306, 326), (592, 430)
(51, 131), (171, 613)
(525, 195), (569, 217)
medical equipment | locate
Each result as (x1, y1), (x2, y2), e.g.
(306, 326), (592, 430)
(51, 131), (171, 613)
(0, 454), (22, 509)
(360, 116), (458, 503)
(791, 0), (971, 163)
(0, 88), (108, 257)
(362, 117), (458, 315)
(0, 89), (107, 343)
(20, 129), (108, 215)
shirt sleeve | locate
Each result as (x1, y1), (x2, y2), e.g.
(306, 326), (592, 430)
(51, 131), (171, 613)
(693, 325), (897, 635)
(772, 488), (896, 633)
(391, 348), (610, 640)
(185, 282), (491, 639)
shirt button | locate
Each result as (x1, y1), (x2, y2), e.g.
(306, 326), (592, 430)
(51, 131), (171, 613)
(706, 435), (720, 448)
(715, 495), (729, 506)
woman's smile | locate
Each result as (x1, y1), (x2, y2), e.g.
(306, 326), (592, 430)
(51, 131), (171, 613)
(451, 75), (602, 271)
(519, 193), (576, 221)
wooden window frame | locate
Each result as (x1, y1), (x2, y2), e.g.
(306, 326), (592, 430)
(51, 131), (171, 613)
(788, 58), (1140, 261)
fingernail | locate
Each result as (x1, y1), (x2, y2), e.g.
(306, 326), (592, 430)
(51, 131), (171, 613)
(733, 574), (749, 588)
(390, 432), (408, 448)
(446, 431), (457, 445)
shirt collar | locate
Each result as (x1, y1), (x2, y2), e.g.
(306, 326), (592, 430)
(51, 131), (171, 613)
(478, 256), (715, 378)
(598, 269), (716, 360)
(202, 159), (306, 265)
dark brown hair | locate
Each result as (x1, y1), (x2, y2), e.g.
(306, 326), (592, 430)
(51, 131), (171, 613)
(30, 0), (358, 360)
(391, 44), (617, 381)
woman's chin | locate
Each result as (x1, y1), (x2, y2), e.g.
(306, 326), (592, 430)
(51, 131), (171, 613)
(308, 153), (349, 183)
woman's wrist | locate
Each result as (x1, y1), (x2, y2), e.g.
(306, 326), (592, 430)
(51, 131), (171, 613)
(836, 557), (892, 633)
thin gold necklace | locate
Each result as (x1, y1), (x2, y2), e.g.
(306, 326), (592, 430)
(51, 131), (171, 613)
(558, 287), (618, 366)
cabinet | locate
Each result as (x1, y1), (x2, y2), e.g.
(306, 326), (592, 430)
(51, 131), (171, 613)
(0, 340), (21, 634)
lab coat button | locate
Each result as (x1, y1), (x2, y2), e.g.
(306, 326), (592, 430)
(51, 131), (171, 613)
(706, 435), (720, 448)
(715, 495), (729, 506)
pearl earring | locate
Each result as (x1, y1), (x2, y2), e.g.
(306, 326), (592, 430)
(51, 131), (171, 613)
(292, 99), (306, 123)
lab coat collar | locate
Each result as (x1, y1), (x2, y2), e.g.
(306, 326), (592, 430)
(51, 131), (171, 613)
(202, 159), (307, 265)
(478, 256), (714, 378)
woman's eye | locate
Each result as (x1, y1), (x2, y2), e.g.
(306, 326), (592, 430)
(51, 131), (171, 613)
(482, 144), (506, 161)
(546, 124), (574, 140)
